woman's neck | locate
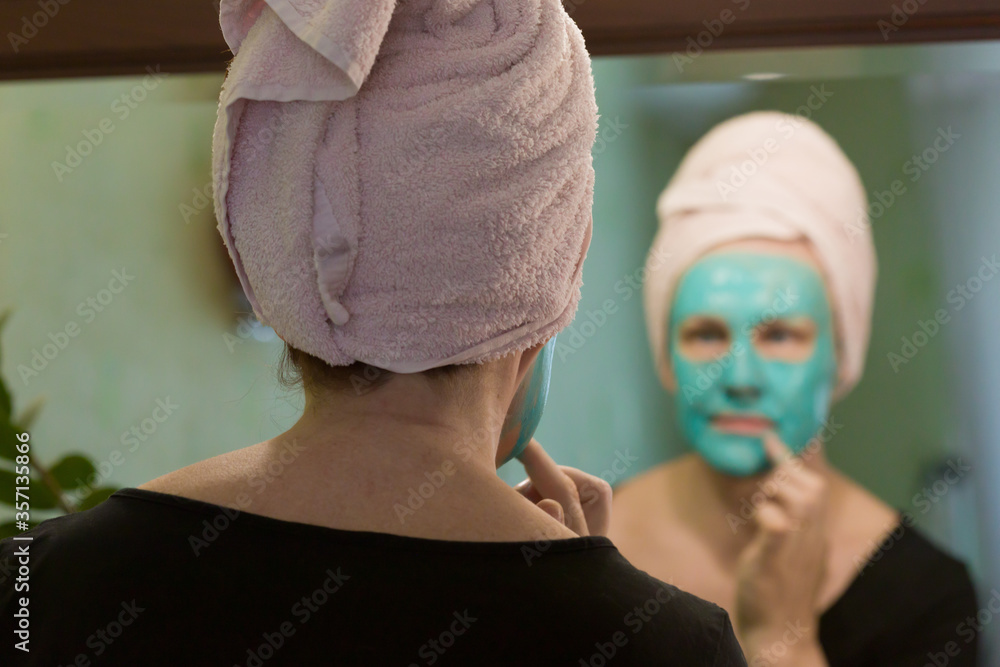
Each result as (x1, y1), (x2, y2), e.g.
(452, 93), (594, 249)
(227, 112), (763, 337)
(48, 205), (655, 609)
(669, 449), (839, 564)
(195, 376), (579, 541)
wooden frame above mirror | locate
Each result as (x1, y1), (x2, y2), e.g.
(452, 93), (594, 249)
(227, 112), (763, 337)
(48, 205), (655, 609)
(570, 0), (1000, 55)
(0, 0), (998, 81)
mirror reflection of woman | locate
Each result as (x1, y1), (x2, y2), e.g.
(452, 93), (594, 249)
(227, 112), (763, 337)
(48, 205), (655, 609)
(610, 111), (979, 666)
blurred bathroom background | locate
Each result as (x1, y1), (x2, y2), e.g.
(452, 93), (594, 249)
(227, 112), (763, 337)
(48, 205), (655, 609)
(2, 39), (999, 660)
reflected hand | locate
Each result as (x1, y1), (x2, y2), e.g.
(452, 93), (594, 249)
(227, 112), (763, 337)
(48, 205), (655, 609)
(734, 430), (830, 665)
(513, 439), (612, 537)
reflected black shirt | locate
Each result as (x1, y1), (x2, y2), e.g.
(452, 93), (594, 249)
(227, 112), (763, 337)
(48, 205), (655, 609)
(819, 521), (980, 667)
(0, 488), (747, 666)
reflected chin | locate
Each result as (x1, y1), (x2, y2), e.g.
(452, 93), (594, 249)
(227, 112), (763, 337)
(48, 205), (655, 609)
(693, 433), (770, 477)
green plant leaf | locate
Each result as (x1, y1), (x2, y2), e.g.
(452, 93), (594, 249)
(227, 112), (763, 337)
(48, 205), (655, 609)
(0, 468), (18, 506)
(50, 455), (96, 490)
(0, 309), (11, 420)
(0, 379), (10, 423)
(77, 487), (117, 512)
(0, 520), (38, 539)
(31, 477), (60, 510)
(13, 396), (44, 432)
(0, 469), (59, 509)
(0, 418), (19, 462)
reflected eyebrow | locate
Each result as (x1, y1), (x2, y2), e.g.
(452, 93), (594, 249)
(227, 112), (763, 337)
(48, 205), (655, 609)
(678, 315), (729, 330)
(677, 317), (731, 341)
(756, 315), (817, 329)
(736, 314), (816, 337)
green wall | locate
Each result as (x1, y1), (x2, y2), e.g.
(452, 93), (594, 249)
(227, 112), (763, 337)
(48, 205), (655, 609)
(0, 73), (298, 526)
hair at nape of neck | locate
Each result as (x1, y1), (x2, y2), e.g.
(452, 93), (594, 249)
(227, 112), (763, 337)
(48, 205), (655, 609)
(275, 344), (482, 398)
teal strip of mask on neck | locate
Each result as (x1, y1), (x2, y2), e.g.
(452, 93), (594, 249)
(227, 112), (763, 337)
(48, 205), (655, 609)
(667, 253), (837, 477)
(500, 335), (557, 465)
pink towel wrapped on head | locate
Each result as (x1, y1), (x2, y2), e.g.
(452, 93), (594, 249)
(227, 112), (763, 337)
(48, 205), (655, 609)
(211, 0), (599, 372)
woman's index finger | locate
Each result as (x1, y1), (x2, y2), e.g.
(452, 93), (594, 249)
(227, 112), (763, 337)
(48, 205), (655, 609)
(517, 439), (565, 496)
(762, 429), (795, 466)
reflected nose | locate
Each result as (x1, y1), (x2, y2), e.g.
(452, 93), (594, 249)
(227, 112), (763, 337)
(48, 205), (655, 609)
(722, 344), (764, 403)
(724, 384), (762, 402)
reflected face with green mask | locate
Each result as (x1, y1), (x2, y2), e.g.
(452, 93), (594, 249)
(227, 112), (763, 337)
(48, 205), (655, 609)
(667, 244), (837, 477)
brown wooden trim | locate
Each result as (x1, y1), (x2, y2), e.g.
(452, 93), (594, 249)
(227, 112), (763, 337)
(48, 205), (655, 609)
(572, 7), (1000, 56)
(0, 0), (228, 81)
(0, 0), (998, 81)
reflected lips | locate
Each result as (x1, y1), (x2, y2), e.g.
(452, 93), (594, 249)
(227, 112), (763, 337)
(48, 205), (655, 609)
(711, 414), (774, 435)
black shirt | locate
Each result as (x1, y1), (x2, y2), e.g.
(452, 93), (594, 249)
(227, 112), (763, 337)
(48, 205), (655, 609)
(819, 521), (980, 666)
(0, 488), (747, 666)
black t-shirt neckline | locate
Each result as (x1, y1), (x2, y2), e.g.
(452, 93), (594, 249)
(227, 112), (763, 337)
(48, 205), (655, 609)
(112, 487), (616, 554)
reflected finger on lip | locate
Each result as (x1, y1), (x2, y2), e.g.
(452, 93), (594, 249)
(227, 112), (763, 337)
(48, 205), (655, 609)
(762, 429), (795, 465)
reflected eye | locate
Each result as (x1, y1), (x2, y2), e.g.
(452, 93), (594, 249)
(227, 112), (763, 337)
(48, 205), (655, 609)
(692, 328), (725, 342)
(760, 327), (794, 343)
(681, 321), (728, 344)
(757, 324), (809, 344)
(754, 319), (818, 361)
(677, 318), (731, 361)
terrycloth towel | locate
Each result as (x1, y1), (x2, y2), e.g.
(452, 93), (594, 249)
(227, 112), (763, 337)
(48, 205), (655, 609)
(644, 111), (876, 400)
(211, 0), (598, 372)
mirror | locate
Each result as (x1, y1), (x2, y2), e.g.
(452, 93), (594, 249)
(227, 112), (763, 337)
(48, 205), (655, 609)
(497, 39), (1000, 664)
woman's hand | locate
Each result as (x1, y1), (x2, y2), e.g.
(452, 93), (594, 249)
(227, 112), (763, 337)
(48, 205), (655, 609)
(513, 439), (612, 537)
(734, 431), (830, 666)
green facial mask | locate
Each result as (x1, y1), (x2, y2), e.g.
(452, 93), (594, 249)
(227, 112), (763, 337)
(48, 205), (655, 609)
(668, 253), (836, 476)
(499, 335), (557, 465)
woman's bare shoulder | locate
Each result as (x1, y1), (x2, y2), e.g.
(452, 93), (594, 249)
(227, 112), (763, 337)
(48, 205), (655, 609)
(609, 456), (693, 541)
(138, 446), (263, 508)
(612, 455), (692, 505)
(830, 470), (900, 536)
